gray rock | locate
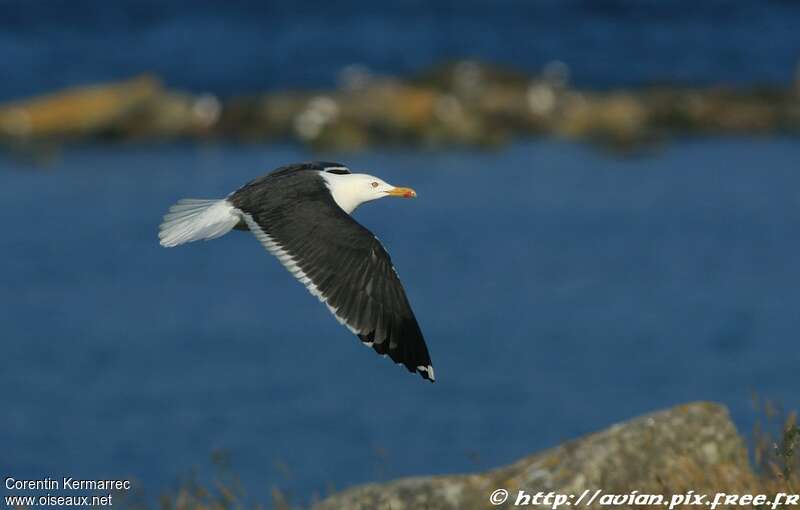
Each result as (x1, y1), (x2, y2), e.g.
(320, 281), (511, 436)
(313, 402), (749, 510)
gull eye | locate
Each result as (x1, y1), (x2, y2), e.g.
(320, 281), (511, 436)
(371, 182), (379, 188)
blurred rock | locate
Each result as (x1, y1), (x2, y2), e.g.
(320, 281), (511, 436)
(0, 75), (160, 139)
(556, 92), (651, 148)
(313, 402), (750, 510)
(217, 92), (309, 140)
(342, 81), (437, 132)
(1, 60), (799, 152)
(114, 91), (221, 139)
(416, 60), (530, 93)
(312, 121), (370, 152)
(294, 96), (341, 142)
(328, 81), (441, 149)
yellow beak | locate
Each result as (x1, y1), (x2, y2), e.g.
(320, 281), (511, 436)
(386, 187), (417, 198)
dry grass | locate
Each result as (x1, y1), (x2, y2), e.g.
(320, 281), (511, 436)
(751, 399), (799, 497)
(652, 398), (799, 509)
(114, 451), (293, 510)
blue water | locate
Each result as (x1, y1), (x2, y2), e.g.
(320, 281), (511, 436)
(2, 0), (800, 101)
(1, 140), (799, 503)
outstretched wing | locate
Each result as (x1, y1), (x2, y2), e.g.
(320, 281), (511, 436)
(231, 173), (434, 382)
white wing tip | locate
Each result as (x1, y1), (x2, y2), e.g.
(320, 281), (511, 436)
(417, 365), (435, 382)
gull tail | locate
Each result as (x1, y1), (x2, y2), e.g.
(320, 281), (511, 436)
(158, 199), (240, 247)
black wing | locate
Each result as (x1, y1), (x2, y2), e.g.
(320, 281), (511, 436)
(231, 171), (434, 382)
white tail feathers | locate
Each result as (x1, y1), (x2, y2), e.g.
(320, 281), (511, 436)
(159, 199), (240, 247)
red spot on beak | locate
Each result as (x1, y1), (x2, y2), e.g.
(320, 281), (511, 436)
(388, 186), (417, 198)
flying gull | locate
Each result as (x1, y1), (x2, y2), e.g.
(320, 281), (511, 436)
(158, 162), (434, 382)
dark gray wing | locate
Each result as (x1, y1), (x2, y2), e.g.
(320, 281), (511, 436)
(231, 171), (434, 382)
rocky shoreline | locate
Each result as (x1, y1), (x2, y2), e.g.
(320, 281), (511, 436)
(2, 61), (800, 153)
(309, 402), (797, 510)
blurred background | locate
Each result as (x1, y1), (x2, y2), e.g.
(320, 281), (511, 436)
(1, 0), (799, 507)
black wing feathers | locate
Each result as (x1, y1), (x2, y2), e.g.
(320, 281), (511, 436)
(230, 169), (434, 382)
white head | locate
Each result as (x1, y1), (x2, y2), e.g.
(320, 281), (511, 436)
(320, 171), (417, 214)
